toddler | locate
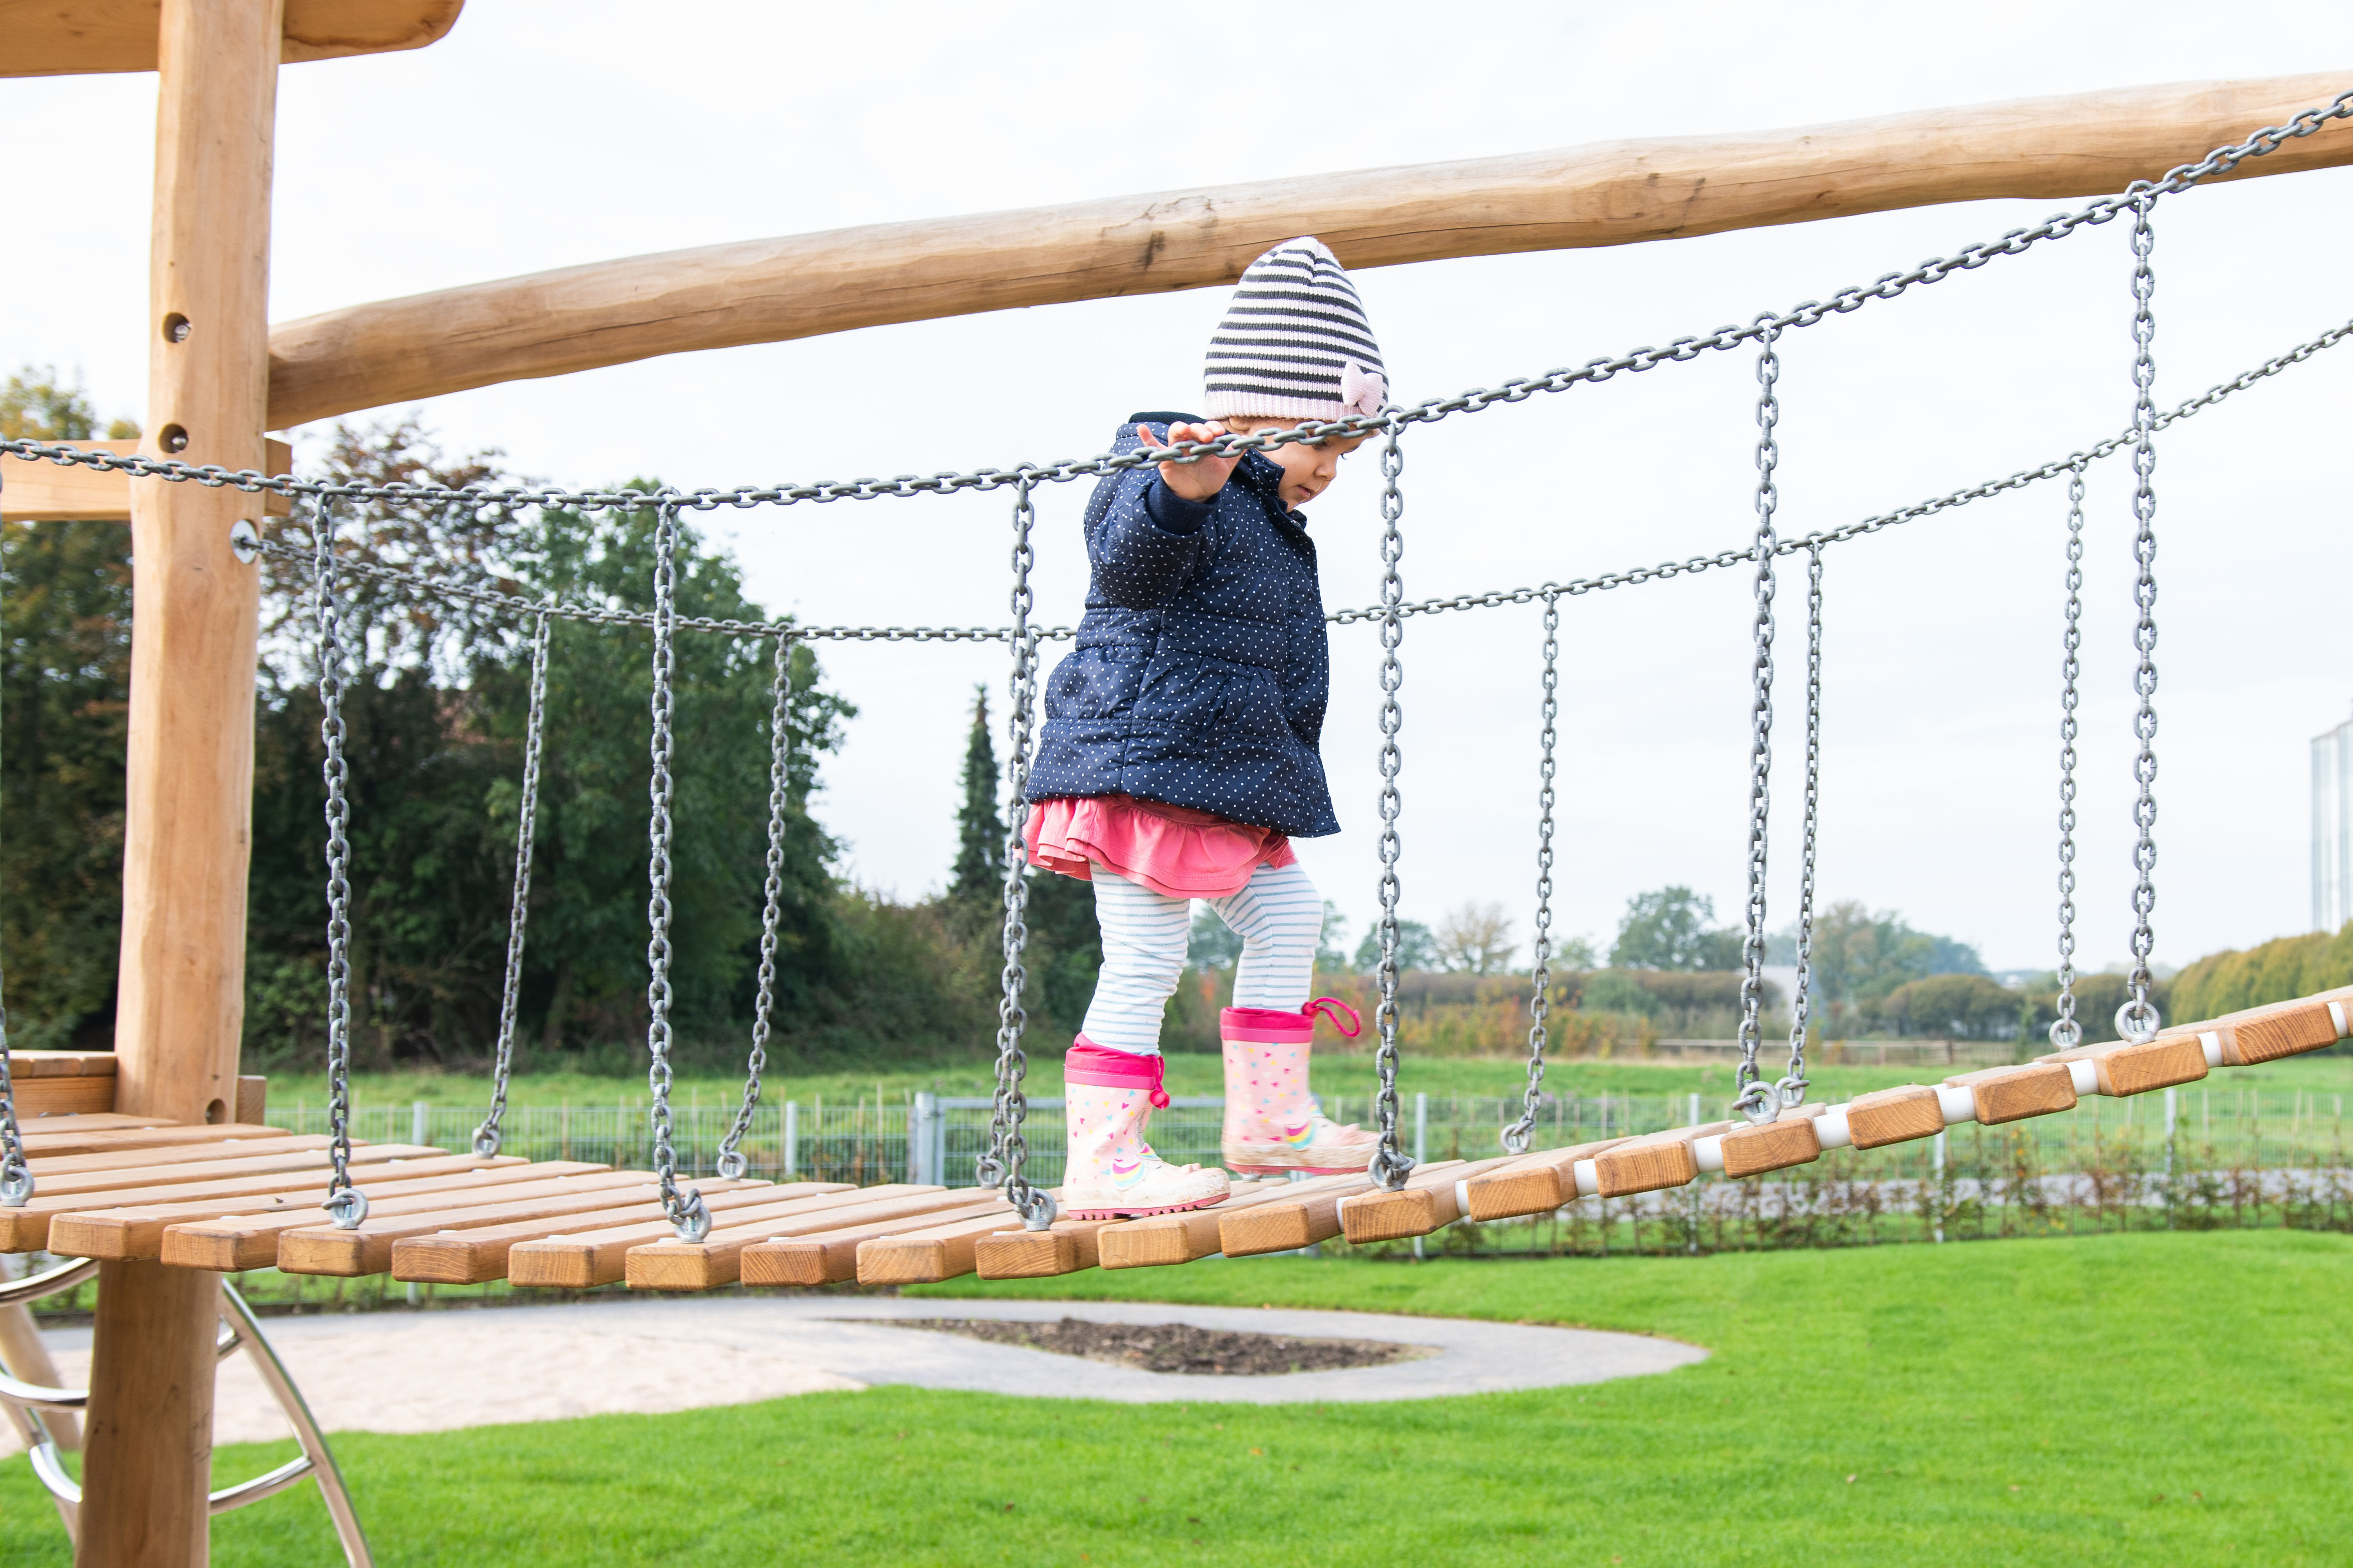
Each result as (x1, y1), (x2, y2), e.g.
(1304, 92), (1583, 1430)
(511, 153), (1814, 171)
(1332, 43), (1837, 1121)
(1024, 237), (1389, 1219)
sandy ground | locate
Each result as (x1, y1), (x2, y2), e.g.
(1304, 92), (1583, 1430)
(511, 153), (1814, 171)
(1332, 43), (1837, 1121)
(5, 1295), (1705, 1450)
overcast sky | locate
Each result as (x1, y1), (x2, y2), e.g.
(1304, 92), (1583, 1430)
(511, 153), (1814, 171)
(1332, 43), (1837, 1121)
(7, 3), (2352, 977)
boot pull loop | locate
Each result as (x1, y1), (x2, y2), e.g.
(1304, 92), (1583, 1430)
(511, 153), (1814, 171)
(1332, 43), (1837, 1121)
(1304, 997), (1362, 1038)
(1146, 1053), (1170, 1110)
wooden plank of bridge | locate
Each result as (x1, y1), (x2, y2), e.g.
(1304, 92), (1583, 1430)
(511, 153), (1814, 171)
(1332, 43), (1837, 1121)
(503, 1183), (880, 1289)
(1338, 1160), (1509, 1245)
(742, 1199), (1018, 1287)
(1591, 1123), (1727, 1200)
(0, 1147), (499, 1252)
(14, 1138), (440, 1201)
(1720, 1112), (1824, 1178)
(274, 1173), (735, 1277)
(7, 1111), (171, 1134)
(393, 1181), (861, 1286)
(855, 1203), (1048, 1287)
(1462, 1138), (1632, 1221)
(1216, 1171), (1387, 1258)
(2039, 1035), (2209, 1096)
(975, 1215), (1117, 1280)
(63, 1162), (615, 1265)
(1844, 1086), (1946, 1148)
(2212, 990), (2350, 1064)
(619, 1186), (974, 1292)
(1099, 1178), (1331, 1269)
(19, 1121), (288, 1159)
(1945, 1063), (2076, 1125)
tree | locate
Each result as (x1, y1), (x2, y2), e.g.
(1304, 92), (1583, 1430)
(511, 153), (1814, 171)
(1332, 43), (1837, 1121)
(2, 367), (138, 442)
(1314, 902), (1350, 973)
(1803, 901), (1985, 1007)
(1610, 886), (1742, 971)
(949, 686), (1004, 904)
(1353, 918), (1439, 974)
(1435, 900), (1516, 975)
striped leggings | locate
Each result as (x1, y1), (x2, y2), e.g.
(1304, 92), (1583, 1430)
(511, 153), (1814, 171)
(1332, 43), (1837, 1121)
(1079, 861), (1323, 1057)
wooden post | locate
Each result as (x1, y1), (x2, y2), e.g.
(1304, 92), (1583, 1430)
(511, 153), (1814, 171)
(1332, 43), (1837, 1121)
(83, 2), (283, 1563)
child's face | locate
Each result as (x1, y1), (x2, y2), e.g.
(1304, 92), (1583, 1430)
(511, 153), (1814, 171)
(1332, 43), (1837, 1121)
(1229, 418), (1369, 509)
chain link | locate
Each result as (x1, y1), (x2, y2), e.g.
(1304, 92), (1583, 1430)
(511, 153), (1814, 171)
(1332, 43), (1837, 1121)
(981, 480), (1054, 1228)
(472, 608), (551, 1157)
(644, 500), (711, 1241)
(1503, 591), (1561, 1155)
(1369, 426), (1416, 1191)
(717, 631), (794, 1180)
(2050, 461), (2089, 1049)
(1779, 545), (1824, 1107)
(0, 996), (25, 1206)
(1734, 322), (1783, 1126)
(313, 499), (368, 1229)
(2118, 192), (2165, 1045)
(5, 86), (2340, 519)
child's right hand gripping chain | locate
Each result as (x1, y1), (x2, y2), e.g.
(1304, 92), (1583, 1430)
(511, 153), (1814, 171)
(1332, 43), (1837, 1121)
(1137, 419), (1241, 503)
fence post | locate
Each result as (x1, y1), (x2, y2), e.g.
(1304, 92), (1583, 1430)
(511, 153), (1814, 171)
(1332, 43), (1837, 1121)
(1688, 1091), (1700, 1126)
(783, 1100), (800, 1180)
(911, 1093), (936, 1185)
(412, 1100), (429, 1148)
(933, 1098), (949, 1189)
(1931, 1129), (1947, 1244)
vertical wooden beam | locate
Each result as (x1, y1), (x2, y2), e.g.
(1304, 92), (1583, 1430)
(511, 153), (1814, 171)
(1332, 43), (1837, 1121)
(84, 2), (283, 1563)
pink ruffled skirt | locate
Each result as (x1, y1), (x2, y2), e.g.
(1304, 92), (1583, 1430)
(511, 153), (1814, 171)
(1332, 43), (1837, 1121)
(1024, 794), (1295, 900)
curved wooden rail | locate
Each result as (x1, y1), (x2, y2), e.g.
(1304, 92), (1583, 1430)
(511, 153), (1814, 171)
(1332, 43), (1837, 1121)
(265, 70), (2353, 429)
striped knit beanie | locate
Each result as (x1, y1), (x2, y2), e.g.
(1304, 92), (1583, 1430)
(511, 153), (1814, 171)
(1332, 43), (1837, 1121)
(1202, 237), (1387, 422)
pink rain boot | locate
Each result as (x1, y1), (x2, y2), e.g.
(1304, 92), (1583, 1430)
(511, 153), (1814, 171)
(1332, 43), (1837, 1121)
(1221, 999), (1382, 1176)
(1062, 1040), (1230, 1220)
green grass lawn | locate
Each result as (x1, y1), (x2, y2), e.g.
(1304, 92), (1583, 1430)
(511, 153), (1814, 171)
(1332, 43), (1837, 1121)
(8, 1229), (2347, 1565)
(263, 1045), (2353, 1118)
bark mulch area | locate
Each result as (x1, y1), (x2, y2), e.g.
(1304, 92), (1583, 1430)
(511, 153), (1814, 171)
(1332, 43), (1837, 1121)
(884, 1317), (1428, 1376)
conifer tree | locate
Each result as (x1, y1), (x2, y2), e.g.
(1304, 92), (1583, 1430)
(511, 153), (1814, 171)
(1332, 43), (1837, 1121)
(950, 686), (1005, 902)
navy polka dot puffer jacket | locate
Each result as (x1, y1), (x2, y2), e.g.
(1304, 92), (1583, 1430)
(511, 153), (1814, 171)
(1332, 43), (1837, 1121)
(1026, 417), (1339, 839)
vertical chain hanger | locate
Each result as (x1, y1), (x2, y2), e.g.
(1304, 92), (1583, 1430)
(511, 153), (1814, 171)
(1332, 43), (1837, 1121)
(1504, 591), (1561, 1155)
(717, 629), (795, 1180)
(314, 498), (368, 1228)
(0, 529), (26, 1203)
(474, 606), (551, 1157)
(1369, 424), (1415, 1191)
(2050, 461), (2089, 1048)
(644, 498), (710, 1241)
(2119, 191), (2164, 1045)
(1778, 545), (1823, 1107)
(982, 477), (1053, 1228)
(1734, 318), (1784, 1125)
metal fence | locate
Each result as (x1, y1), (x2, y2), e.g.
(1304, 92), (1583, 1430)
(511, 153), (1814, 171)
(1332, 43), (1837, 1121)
(277, 1085), (2353, 1195)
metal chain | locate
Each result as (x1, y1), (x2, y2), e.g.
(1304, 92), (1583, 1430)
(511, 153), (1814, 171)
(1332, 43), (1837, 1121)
(190, 310), (2352, 662)
(717, 631), (794, 1180)
(644, 500), (711, 1241)
(1734, 321), (1783, 1126)
(2050, 461), (2089, 1049)
(0, 536), (26, 1201)
(7, 86), (2341, 518)
(1370, 426), (1416, 1191)
(313, 499), (367, 1229)
(1779, 545), (1824, 1107)
(2118, 192), (2164, 1045)
(981, 479), (1053, 1228)
(472, 608), (551, 1157)
(1503, 591), (1560, 1155)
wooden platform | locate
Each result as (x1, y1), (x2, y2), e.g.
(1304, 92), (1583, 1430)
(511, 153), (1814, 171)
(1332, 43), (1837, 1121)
(6, 985), (2343, 1291)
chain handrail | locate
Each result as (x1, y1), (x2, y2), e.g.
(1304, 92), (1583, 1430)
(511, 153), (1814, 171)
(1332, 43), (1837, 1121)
(1779, 545), (1824, 1107)
(472, 606), (551, 1157)
(4, 87), (2342, 517)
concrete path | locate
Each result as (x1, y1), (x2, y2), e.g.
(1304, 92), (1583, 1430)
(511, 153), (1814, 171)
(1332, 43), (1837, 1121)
(5, 1295), (1704, 1448)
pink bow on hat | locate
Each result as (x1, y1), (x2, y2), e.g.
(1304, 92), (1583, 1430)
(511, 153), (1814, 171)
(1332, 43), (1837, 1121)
(1340, 361), (1387, 418)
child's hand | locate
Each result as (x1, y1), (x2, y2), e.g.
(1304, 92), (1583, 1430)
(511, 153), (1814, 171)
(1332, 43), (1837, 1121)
(1139, 420), (1239, 503)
